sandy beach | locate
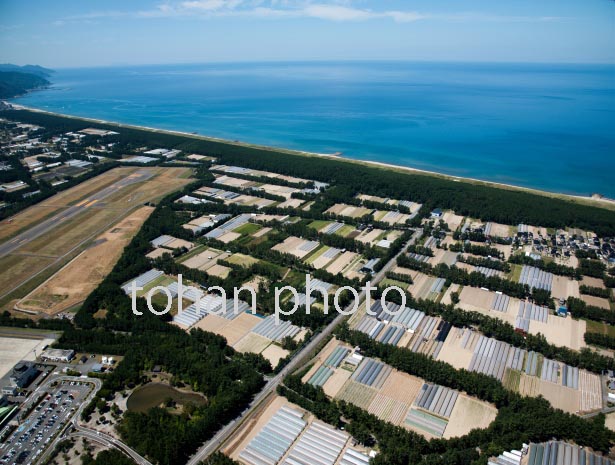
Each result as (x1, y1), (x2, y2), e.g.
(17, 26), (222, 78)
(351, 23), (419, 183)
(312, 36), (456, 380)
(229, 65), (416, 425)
(7, 104), (615, 210)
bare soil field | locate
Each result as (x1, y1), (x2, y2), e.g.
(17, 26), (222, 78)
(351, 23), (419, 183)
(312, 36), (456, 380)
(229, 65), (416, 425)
(552, 275), (580, 300)
(218, 231), (241, 243)
(391, 266), (415, 277)
(146, 248), (168, 259)
(195, 312), (260, 346)
(311, 248), (340, 270)
(530, 316), (586, 351)
(458, 286), (519, 316)
(194, 314), (232, 335)
(277, 198), (305, 209)
(435, 327), (475, 370)
(581, 276), (605, 289)
(356, 229), (385, 245)
(581, 294), (611, 309)
(441, 211), (464, 230)
(538, 381), (580, 413)
(207, 264), (231, 279)
(242, 275), (267, 293)
(181, 247), (228, 270)
(273, 236), (319, 259)
(222, 313), (262, 345)
(326, 251), (358, 275)
(488, 222), (513, 237)
(260, 344), (289, 367)
(458, 286), (494, 311)
(430, 249), (459, 266)
(165, 238), (194, 249)
(440, 283), (461, 306)
(17, 206), (154, 315)
(444, 395), (497, 438)
(233, 332), (272, 355)
(379, 371), (423, 405)
(493, 243), (513, 260)
(408, 272), (434, 299)
(322, 368), (352, 397)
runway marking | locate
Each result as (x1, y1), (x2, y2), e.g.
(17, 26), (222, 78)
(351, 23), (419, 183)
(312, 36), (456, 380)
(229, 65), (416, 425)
(76, 199), (90, 207)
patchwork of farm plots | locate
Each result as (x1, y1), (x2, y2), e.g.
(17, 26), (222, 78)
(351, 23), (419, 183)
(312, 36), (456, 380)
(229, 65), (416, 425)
(228, 395), (372, 465)
(325, 203), (411, 225)
(120, 269), (305, 367)
(271, 235), (377, 279)
(210, 164), (328, 192)
(456, 286), (586, 350)
(200, 213), (284, 244)
(213, 174), (306, 202)
(347, 300), (602, 414)
(302, 339), (497, 439)
(193, 186), (276, 209)
(437, 327), (602, 413)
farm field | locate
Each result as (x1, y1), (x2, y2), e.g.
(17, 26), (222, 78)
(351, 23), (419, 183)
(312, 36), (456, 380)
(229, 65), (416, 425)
(581, 294), (611, 310)
(272, 236), (320, 259)
(456, 285), (586, 350)
(311, 340), (497, 439)
(435, 326), (599, 413)
(551, 274), (580, 300)
(326, 251), (359, 275)
(180, 246), (230, 270)
(194, 312), (261, 346)
(444, 395), (497, 438)
(325, 203), (373, 218)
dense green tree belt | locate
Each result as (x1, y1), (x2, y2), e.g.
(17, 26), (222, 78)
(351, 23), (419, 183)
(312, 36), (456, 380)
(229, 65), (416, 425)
(5, 109), (615, 236)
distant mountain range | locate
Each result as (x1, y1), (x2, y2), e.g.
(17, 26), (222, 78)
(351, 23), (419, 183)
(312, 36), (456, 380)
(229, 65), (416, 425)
(0, 64), (53, 99)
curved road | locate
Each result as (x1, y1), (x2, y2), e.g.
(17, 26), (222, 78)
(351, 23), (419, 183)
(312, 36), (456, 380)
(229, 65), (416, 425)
(32, 375), (152, 465)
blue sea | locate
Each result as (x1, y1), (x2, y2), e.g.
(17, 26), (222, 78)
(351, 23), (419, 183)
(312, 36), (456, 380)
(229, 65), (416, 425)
(11, 61), (615, 197)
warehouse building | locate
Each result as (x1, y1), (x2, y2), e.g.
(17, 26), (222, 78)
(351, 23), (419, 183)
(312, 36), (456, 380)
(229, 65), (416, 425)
(40, 348), (75, 363)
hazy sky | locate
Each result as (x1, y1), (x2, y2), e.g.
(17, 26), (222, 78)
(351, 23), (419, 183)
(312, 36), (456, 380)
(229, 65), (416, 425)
(1, 0), (614, 68)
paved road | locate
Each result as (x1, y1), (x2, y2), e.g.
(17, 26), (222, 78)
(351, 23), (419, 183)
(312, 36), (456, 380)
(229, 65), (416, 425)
(69, 428), (153, 465)
(22, 375), (152, 465)
(0, 170), (153, 258)
(186, 228), (423, 465)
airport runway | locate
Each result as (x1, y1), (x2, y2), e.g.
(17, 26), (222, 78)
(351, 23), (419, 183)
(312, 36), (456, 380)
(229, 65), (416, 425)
(0, 170), (153, 258)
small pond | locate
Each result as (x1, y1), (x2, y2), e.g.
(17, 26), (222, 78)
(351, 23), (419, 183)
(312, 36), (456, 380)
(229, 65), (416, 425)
(127, 383), (207, 413)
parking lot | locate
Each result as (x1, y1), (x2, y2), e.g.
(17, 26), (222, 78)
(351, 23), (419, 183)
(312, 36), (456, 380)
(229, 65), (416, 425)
(0, 380), (91, 465)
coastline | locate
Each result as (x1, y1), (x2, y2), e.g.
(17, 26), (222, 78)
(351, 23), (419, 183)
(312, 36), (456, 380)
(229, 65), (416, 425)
(7, 103), (615, 211)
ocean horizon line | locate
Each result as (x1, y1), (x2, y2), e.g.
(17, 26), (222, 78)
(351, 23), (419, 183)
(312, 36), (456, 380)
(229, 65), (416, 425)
(10, 61), (614, 198)
(38, 59), (615, 71)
